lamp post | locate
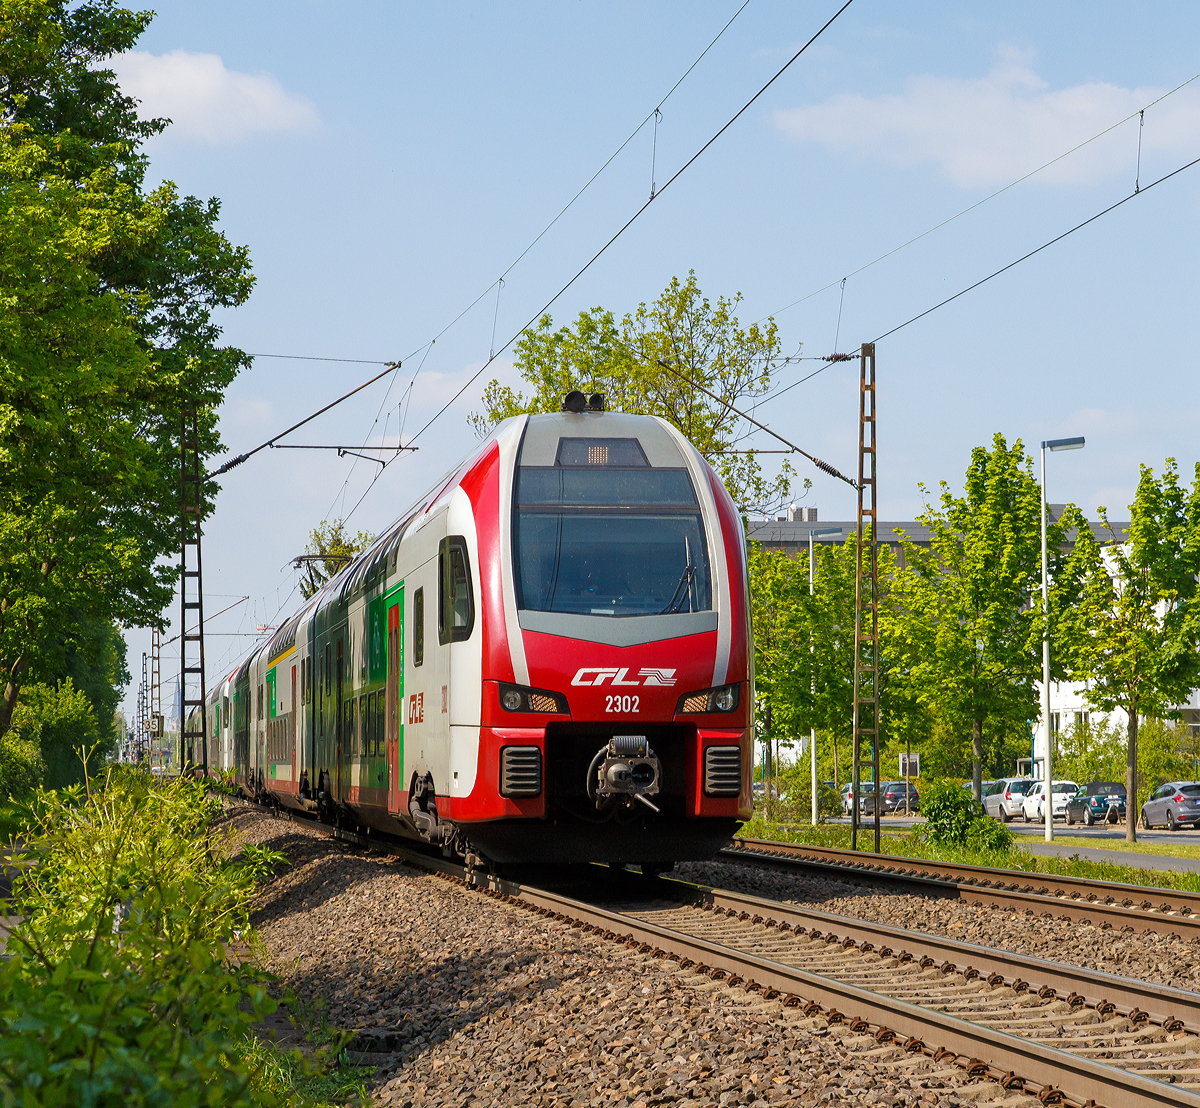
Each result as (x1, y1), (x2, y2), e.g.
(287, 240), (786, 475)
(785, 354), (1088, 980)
(1041, 435), (1085, 843)
(809, 525), (843, 825)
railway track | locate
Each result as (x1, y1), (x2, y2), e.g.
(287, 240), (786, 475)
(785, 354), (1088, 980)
(248, 802), (1200, 1107)
(723, 836), (1200, 940)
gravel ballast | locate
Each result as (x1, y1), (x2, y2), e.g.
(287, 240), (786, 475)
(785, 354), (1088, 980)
(677, 859), (1200, 995)
(231, 807), (1046, 1107)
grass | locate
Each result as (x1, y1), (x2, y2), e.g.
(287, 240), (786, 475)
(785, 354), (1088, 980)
(239, 1033), (375, 1108)
(739, 815), (1200, 894)
(1052, 834), (1200, 862)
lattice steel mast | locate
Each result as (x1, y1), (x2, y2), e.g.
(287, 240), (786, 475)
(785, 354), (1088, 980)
(851, 343), (880, 853)
(180, 408), (208, 774)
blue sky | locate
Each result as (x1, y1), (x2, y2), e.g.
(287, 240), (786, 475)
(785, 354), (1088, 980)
(115, 1), (1200, 714)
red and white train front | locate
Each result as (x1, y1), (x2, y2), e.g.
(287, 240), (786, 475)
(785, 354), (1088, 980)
(443, 403), (753, 865)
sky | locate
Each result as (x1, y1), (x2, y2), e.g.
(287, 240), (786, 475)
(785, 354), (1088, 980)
(113, 1), (1200, 719)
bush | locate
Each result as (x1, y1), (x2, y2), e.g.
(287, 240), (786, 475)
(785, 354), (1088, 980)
(0, 765), (294, 1106)
(8, 678), (99, 790)
(763, 763), (842, 822)
(920, 778), (1013, 852)
(0, 729), (43, 800)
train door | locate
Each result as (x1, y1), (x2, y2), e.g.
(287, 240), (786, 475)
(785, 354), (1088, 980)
(291, 664), (298, 791)
(387, 590), (404, 814)
(335, 638), (344, 803)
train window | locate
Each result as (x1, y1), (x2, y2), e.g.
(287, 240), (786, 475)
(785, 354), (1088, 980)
(518, 466), (696, 507)
(366, 693), (376, 755)
(513, 495), (712, 617)
(375, 692), (385, 755)
(438, 536), (474, 645)
(555, 437), (648, 467)
(325, 644), (332, 695)
(413, 588), (424, 666)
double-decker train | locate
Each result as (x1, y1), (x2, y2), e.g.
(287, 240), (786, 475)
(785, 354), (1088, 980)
(194, 396), (753, 866)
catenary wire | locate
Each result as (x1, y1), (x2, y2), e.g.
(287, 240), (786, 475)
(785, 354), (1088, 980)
(655, 360), (857, 488)
(208, 3), (755, 492)
(357, 0), (755, 378)
(757, 69), (1200, 325)
(871, 152), (1200, 345)
(208, 364), (398, 477)
(390, 0), (857, 474)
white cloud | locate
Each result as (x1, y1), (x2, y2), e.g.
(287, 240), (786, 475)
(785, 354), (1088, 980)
(775, 46), (1200, 187)
(111, 50), (319, 144)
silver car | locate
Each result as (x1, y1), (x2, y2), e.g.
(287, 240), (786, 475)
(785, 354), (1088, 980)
(1142, 781), (1200, 831)
(983, 778), (1035, 822)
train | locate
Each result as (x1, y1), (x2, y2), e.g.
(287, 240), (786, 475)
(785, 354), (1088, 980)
(192, 395), (753, 867)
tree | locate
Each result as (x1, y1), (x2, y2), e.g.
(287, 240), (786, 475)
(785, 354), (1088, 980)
(750, 532), (908, 794)
(8, 678), (98, 790)
(888, 435), (1080, 800)
(298, 520), (376, 599)
(471, 273), (796, 515)
(0, 1), (254, 733)
(1060, 460), (1200, 841)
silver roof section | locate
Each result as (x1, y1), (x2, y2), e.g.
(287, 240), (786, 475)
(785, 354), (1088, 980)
(518, 410), (691, 468)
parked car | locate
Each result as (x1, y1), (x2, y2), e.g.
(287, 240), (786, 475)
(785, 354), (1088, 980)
(841, 781), (876, 815)
(861, 781), (919, 815)
(960, 780), (995, 813)
(1021, 780), (1079, 822)
(1064, 782), (1126, 825)
(983, 778), (1035, 822)
(1142, 781), (1200, 830)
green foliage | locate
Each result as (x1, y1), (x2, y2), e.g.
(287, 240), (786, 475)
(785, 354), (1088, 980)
(0, 765), (298, 1106)
(887, 435), (1082, 798)
(9, 678), (98, 790)
(49, 615), (130, 754)
(759, 759), (841, 822)
(0, 0), (254, 733)
(919, 778), (1013, 852)
(1060, 460), (1200, 840)
(0, 730), (42, 800)
(299, 520), (376, 599)
(743, 817), (1200, 895)
(470, 272), (796, 515)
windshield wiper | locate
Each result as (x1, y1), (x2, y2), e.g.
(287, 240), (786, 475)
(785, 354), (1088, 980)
(660, 562), (696, 614)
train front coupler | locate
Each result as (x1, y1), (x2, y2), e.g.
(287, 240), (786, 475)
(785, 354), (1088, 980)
(588, 735), (661, 813)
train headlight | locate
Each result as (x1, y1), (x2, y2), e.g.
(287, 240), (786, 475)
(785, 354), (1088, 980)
(497, 683), (569, 714)
(676, 683), (741, 714)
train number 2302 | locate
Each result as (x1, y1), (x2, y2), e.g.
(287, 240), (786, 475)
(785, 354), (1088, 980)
(605, 694), (640, 714)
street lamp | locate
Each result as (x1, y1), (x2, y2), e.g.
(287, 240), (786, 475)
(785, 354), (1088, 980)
(1041, 435), (1085, 843)
(809, 525), (843, 825)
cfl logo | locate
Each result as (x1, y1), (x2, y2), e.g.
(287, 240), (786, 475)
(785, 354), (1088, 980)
(570, 667), (677, 687)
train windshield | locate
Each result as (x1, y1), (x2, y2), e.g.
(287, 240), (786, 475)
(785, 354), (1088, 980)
(514, 466), (713, 616)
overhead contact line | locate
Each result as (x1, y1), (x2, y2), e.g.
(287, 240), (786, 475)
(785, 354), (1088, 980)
(872, 153), (1200, 345)
(397, 0), (857, 460)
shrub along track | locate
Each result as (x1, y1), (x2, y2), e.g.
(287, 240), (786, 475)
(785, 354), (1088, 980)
(250, 804), (1200, 1108)
(723, 837), (1200, 941)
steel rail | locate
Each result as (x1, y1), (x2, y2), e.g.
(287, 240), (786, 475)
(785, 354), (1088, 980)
(504, 883), (1199, 1108)
(724, 837), (1200, 940)
(243, 802), (1200, 1107)
(667, 879), (1200, 1033)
